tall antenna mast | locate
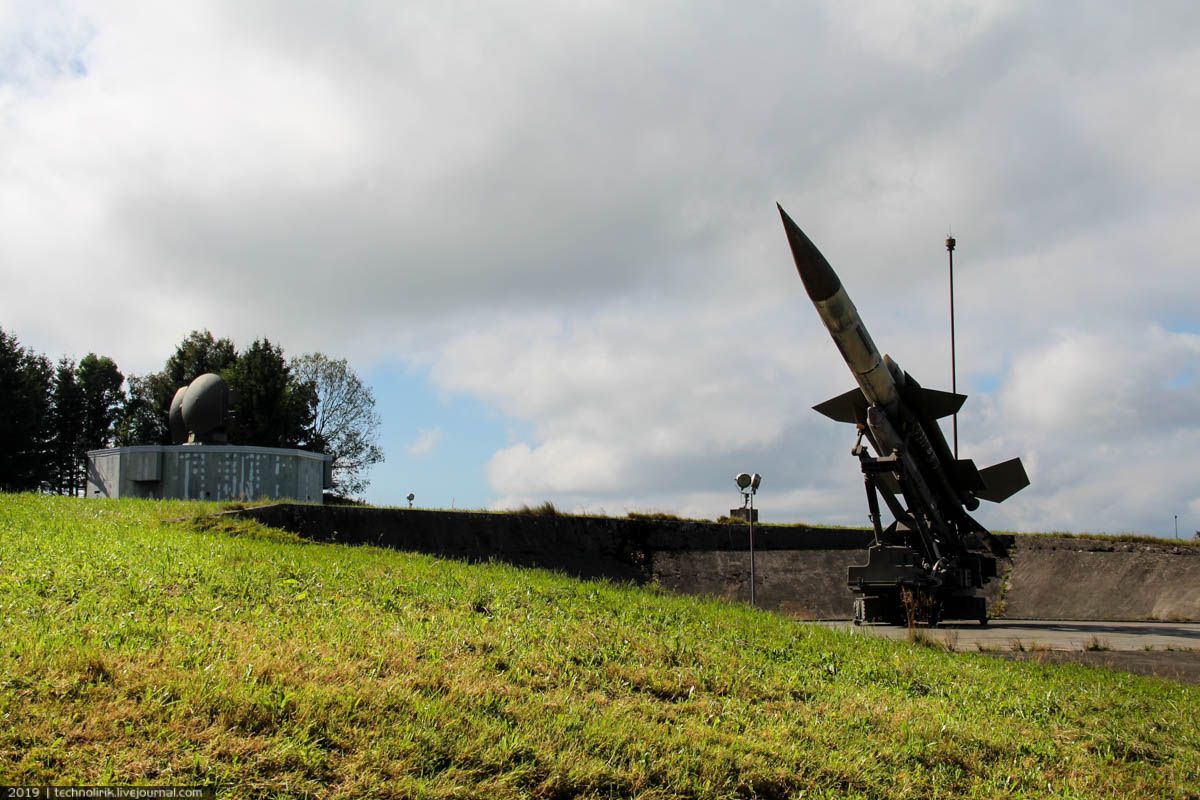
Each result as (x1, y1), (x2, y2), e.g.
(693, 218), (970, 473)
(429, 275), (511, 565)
(946, 231), (958, 459)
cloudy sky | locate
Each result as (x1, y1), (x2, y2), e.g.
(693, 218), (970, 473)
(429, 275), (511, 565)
(3, 1), (1198, 536)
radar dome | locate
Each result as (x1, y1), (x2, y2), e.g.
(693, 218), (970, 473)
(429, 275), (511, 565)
(180, 373), (231, 443)
(168, 386), (188, 445)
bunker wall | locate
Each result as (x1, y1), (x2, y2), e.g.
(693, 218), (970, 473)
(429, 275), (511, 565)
(87, 446), (331, 503)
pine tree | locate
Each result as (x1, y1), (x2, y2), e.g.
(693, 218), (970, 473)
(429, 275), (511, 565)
(227, 338), (316, 448)
(0, 328), (53, 491)
(48, 358), (86, 495)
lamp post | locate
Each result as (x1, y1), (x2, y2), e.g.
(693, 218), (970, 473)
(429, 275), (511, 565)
(735, 472), (762, 606)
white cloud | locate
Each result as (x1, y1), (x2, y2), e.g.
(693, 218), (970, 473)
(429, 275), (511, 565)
(997, 326), (1200, 437)
(406, 427), (442, 457)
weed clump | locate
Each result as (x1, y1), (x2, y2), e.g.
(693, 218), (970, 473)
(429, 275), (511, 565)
(515, 500), (560, 516)
(182, 510), (305, 544)
(626, 510), (687, 521)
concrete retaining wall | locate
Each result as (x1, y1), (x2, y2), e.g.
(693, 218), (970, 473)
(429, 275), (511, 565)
(1003, 537), (1200, 621)
(226, 505), (1200, 622)
(231, 504), (872, 618)
(651, 550), (868, 618)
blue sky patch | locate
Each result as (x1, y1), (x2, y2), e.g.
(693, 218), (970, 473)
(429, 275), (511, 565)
(362, 364), (512, 509)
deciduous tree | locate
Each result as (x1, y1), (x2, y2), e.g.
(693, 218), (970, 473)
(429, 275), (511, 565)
(115, 373), (169, 446)
(291, 352), (384, 496)
(78, 353), (125, 452)
(164, 330), (237, 387)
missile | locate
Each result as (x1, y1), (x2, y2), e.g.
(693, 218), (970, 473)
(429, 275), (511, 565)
(777, 203), (1028, 510)
(777, 204), (899, 414)
(777, 204), (1029, 624)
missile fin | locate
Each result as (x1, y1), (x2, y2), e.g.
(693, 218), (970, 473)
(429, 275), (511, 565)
(952, 459), (985, 492)
(907, 385), (967, 420)
(813, 387), (868, 424)
(976, 458), (1030, 503)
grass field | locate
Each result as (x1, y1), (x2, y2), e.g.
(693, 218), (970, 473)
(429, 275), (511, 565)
(1, 495), (1197, 798)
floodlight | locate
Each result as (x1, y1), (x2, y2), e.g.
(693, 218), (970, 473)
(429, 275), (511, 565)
(732, 471), (761, 607)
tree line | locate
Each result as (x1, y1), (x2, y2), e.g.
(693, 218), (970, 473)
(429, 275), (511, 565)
(0, 327), (383, 497)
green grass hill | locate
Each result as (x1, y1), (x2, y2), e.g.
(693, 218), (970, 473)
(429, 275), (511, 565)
(1, 495), (1197, 798)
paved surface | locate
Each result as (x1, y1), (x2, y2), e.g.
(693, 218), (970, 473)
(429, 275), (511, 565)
(821, 619), (1200, 651)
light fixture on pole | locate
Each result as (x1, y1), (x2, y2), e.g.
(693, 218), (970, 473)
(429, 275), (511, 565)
(734, 472), (762, 606)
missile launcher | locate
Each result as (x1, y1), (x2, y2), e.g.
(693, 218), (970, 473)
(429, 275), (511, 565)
(779, 205), (1029, 625)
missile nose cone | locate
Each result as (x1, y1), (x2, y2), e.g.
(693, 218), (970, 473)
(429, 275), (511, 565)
(777, 204), (842, 303)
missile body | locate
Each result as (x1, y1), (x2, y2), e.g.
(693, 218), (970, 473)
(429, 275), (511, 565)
(777, 205), (899, 414)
